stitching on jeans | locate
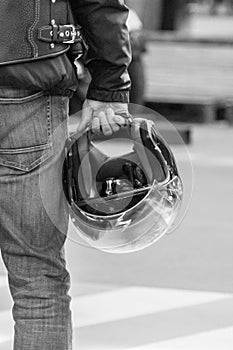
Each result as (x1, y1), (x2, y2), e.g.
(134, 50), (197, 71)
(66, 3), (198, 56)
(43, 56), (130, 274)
(0, 143), (51, 154)
(0, 148), (53, 171)
(27, 0), (40, 57)
(47, 95), (52, 141)
(0, 93), (54, 172)
(0, 91), (44, 104)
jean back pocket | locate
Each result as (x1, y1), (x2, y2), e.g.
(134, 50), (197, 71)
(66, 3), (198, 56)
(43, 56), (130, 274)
(0, 90), (53, 173)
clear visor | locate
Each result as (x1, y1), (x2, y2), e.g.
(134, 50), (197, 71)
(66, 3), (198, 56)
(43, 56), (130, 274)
(69, 175), (183, 253)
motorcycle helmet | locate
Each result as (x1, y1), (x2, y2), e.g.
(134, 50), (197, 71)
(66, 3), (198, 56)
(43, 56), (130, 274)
(62, 117), (183, 253)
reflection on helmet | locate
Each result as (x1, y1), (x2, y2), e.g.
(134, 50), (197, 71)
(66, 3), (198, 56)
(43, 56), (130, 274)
(62, 118), (183, 253)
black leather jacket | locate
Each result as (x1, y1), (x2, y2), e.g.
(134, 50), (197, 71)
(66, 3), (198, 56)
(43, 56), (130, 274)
(0, 0), (131, 102)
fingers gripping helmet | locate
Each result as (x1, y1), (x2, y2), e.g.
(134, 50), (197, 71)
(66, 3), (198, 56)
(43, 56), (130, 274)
(62, 118), (183, 253)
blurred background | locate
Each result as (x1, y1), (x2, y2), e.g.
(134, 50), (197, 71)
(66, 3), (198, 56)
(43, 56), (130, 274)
(127, 0), (233, 123)
(1, 1), (233, 349)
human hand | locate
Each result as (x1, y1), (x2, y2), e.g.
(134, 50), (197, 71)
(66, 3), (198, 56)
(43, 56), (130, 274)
(77, 99), (130, 136)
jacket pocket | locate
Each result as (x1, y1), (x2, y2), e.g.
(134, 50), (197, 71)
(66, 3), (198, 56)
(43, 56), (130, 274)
(0, 90), (53, 173)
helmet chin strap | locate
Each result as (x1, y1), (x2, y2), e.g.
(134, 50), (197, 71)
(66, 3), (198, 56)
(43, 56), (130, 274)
(75, 118), (154, 199)
(76, 132), (93, 197)
(77, 132), (109, 198)
(129, 119), (154, 183)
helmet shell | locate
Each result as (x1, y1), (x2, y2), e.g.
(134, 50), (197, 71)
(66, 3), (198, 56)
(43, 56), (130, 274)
(63, 118), (183, 253)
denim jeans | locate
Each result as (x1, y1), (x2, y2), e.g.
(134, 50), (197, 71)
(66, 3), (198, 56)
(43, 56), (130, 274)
(0, 88), (72, 350)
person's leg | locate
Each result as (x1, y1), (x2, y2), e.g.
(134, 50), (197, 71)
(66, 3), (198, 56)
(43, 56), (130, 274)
(0, 88), (72, 350)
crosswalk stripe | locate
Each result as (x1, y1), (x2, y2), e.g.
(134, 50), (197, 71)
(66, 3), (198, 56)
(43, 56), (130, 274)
(72, 297), (233, 350)
(0, 282), (232, 349)
(0, 311), (14, 343)
(0, 275), (8, 287)
(71, 287), (231, 328)
(121, 327), (233, 350)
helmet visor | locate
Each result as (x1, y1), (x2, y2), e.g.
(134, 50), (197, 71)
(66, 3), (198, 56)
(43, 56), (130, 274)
(69, 175), (183, 253)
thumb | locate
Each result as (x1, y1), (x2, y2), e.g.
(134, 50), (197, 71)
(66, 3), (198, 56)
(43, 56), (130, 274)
(76, 104), (93, 133)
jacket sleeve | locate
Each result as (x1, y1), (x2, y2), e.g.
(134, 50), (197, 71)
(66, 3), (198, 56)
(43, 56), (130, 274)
(69, 0), (131, 103)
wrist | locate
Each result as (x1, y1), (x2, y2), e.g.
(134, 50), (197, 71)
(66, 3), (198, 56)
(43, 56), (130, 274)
(86, 88), (130, 104)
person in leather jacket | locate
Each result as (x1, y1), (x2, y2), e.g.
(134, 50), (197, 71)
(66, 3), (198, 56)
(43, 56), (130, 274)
(0, 1), (131, 349)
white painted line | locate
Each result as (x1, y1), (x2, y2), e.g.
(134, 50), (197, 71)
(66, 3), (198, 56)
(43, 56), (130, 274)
(0, 275), (8, 287)
(71, 287), (231, 328)
(1, 286), (232, 346)
(121, 327), (233, 350)
(0, 311), (14, 344)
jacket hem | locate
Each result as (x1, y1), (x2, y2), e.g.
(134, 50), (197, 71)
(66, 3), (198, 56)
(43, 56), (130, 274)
(0, 47), (70, 66)
(87, 89), (130, 103)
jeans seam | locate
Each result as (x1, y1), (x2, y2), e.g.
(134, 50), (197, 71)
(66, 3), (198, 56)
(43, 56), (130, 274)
(0, 93), (54, 172)
(28, 0), (40, 58)
(0, 91), (44, 104)
(0, 143), (51, 154)
(0, 148), (53, 171)
(47, 95), (52, 141)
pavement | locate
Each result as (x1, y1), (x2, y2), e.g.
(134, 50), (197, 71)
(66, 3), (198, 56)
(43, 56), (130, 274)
(0, 121), (233, 350)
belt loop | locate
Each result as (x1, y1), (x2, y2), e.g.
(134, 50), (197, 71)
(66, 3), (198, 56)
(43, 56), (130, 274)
(50, 0), (56, 25)
(50, 0), (57, 48)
